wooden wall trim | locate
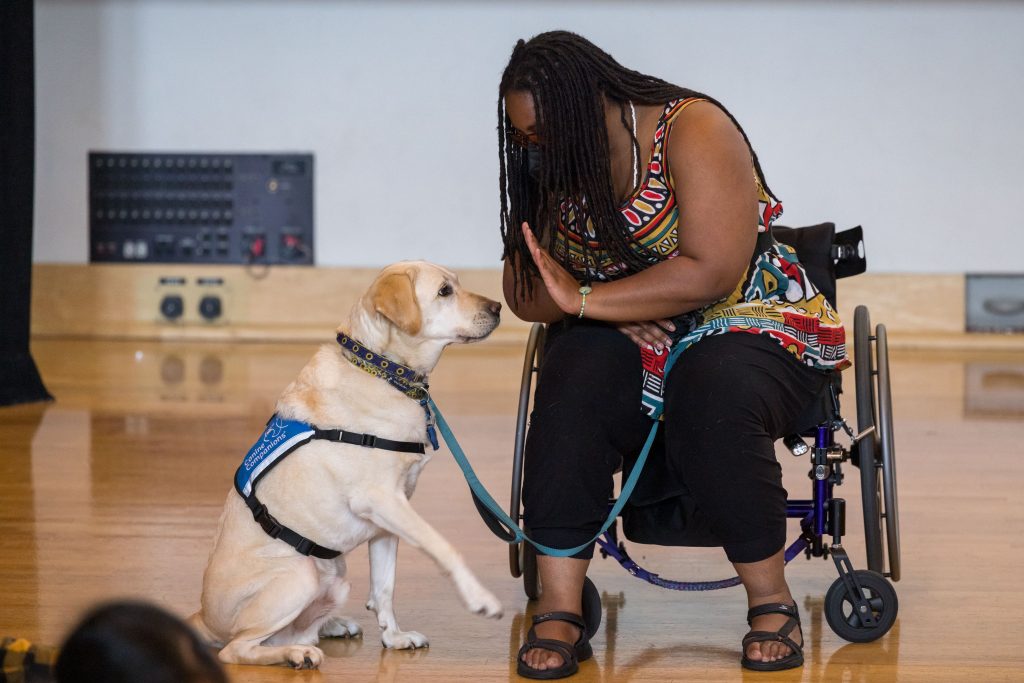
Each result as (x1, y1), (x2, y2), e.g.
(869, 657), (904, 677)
(30, 264), (1023, 350)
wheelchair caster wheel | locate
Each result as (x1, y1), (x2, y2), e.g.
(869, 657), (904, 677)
(522, 541), (540, 600)
(582, 576), (602, 639)
(825, 569), (898, 642)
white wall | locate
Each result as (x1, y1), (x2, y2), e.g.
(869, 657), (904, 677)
(34, 0), (1024, 273)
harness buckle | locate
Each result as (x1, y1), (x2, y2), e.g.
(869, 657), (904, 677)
(360, 433), (377, 448)
(295, 538), (315, 555)
(253, 503), (283, 538)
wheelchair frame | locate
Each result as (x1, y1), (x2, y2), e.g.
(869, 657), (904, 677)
(506, 228), (901, 643)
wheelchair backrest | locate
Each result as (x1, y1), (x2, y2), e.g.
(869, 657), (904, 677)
(771, 223), (866, 308)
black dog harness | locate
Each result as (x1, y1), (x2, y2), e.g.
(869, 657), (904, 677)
(233, 333), (436, 559)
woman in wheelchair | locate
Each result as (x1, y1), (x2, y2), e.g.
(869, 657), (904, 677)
(498, 32), (849, 678)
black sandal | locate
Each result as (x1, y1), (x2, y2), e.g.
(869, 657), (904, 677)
(740, 602), (805, 672)
(516, 611), (593, 680)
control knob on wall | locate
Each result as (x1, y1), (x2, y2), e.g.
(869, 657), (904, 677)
(160, 295), (184, 320)
(199, 295), (222, 321)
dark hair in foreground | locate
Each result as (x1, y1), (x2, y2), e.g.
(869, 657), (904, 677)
(55, 601), (227, 683)
(498, 30), (776, 299)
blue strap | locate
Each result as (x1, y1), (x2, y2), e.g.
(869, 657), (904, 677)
(428, 397), (661, 558)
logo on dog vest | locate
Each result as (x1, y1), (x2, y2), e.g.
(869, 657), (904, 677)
(235, 417), (315, 497)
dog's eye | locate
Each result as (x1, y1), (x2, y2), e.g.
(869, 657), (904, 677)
(438, 283), (453, 298)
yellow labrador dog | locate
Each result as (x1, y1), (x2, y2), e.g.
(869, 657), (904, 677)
(189, 261), (503, 668)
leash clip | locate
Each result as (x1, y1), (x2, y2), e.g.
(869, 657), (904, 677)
(421, 396), (440, 451)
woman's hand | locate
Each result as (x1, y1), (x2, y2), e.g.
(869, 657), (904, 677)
(521, 221), (678, 344)
(522, 222), (583, 316)
(616, 320), (676, 351)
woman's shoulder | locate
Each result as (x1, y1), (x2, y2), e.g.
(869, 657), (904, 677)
(666, 98), (740, 141)
(663, 100), (753, 185)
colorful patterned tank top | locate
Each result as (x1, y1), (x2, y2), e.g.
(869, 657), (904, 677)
(552, 98), (850, 417)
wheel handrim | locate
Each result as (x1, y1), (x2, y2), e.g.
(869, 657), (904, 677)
(874, 324), (901, 581)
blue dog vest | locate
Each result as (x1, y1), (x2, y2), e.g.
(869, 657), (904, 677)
(235, 417), (316, 498)
(233, 415), (428, 559)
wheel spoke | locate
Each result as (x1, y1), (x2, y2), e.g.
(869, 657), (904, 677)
(846, 611), (862, 628)
(869, 597), (885, 611)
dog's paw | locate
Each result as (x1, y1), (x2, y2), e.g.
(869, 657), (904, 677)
(462, 584), (503, 619)
(381, 629), (429, 650)
(320, 616), (363, 639)
(284, 645), (324, 670)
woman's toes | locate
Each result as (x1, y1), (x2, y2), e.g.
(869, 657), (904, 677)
(524, 647), (563, 670)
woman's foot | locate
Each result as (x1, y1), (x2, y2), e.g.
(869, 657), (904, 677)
(520, 617), (582, 671)
(744, 603), (803, 663)
(517, 611), (592, 680)
(732, 550), (805, 669)
(520, 556), (592, 675)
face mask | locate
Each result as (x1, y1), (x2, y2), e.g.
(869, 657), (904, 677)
(526, 143), (542, 181)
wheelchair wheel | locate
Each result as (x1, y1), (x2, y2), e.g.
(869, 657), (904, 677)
(853, 306), (882, 572)
(510, 324), (546, 580)
(824, 570), (898, 642)
(852, 306), (902, 581)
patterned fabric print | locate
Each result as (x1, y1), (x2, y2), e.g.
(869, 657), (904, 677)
(755, 169), (783, 234)
(641, 242), (850, 419)
(551, 99), (704, 282)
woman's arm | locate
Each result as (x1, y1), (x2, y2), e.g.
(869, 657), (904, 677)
(525, 101), (759, 323)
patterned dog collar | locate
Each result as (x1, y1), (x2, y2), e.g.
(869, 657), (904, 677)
(336, 332), (438, 450)
(336, 332), (427, 399)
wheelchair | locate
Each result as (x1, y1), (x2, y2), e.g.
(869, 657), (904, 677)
(506, 223), (901, 643)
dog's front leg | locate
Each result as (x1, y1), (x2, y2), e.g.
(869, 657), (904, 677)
(358, 493), (503, 620)
(367, 533), (428, 649)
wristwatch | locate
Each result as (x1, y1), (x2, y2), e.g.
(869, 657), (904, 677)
(577, 285), (592, 319)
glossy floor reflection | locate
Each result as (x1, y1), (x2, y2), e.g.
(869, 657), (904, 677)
(1, 339), (1023, 682)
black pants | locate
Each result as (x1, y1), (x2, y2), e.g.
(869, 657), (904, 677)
(522, 320), (830, 564)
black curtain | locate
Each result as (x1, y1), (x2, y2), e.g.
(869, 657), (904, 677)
(1, 0), (52, 406)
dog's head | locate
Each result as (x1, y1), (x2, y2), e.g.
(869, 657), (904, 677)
(355, 262), (501, 353)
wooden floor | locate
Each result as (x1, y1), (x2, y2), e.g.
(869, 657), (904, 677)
(2, 337), (1024, 682)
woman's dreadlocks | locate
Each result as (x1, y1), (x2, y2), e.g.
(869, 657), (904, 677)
(498, 30), (777, 302)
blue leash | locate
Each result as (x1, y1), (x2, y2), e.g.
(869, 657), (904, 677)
(428, 396), (660, 558)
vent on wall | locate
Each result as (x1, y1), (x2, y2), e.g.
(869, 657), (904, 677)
(89, 152), (314, 265)
(966, 274), (1024, 332)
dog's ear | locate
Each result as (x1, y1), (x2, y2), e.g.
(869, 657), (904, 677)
(371, 271), (422, 335)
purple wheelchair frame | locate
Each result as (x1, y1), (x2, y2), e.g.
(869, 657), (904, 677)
(596, 415), (856, 594)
